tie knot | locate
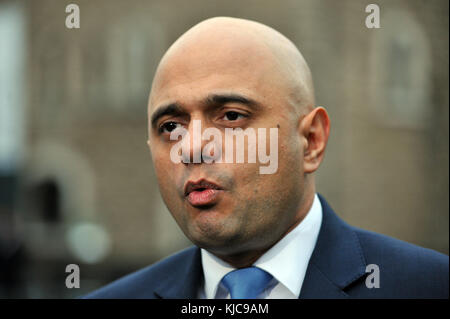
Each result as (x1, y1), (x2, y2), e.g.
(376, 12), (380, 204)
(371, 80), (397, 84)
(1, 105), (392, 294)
(221, 267), (273, 299)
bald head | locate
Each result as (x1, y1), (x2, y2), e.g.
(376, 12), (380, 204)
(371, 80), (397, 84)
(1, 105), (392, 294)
(149, 17), (315, 117)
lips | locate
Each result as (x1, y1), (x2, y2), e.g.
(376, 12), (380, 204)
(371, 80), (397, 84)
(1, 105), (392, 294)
(184, 179), (223, 207)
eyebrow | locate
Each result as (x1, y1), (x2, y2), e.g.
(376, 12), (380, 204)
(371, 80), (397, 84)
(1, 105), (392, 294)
(150, 93), (261, 129)
(205, 93), (261, 111)
(150, 103), (185, 129)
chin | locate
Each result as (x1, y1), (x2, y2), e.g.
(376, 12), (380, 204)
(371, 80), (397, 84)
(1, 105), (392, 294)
(187, 225), (241, 250)
(189, 228), (262, 259)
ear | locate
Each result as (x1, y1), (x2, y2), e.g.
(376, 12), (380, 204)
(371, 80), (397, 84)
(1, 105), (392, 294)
(299, 107), (330, 174)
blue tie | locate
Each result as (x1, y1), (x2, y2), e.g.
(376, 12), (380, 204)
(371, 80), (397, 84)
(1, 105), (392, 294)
(221, 267), (273, 299)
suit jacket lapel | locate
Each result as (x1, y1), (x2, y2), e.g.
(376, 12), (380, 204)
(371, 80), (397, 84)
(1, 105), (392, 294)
(153, 247), (203, 299)
(299, 194), (367, 298)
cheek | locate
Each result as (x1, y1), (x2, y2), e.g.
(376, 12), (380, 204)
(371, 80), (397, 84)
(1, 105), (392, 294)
(263, 134), (303, 192)
(151, 148), (180, 195)
(153, 154), (168, 172)
(231, 127), (303, 189)
(152, 144), (176, 174)
(281, 125), (303, 163)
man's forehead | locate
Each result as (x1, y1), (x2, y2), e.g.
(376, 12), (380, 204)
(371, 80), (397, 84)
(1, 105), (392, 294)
(148, 17), (315, 116)
(151, 88), (263, 112)
(149, 52), (284, 114)
(152, 34), (277, 88)
(149, 70), (276, 110)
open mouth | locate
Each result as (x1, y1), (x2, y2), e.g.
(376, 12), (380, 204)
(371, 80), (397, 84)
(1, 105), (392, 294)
(184, 179), (223, 207)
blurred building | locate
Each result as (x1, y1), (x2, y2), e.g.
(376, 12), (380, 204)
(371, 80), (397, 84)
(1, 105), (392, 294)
(0, 0), (448, 298)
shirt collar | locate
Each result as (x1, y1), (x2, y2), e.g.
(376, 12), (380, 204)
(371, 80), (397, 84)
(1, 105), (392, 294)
(200, 193), (323, 298)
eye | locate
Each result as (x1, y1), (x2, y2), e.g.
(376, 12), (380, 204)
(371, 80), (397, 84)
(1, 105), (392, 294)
(223, 111), (246, 121)
(159, 121), (180, 134)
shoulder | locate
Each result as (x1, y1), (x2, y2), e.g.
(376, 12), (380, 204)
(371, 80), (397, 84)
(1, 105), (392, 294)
(354, 226), (448, 271)
(316, 194), (448, 298)
(352, 226), (448, 298)
(82, 246), (198, 299)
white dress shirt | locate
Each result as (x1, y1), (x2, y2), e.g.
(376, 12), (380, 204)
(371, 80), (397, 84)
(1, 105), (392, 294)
(198, 193), (323, 299)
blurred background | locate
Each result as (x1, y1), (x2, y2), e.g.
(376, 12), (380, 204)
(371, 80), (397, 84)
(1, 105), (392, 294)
(0, 0), (448, 298)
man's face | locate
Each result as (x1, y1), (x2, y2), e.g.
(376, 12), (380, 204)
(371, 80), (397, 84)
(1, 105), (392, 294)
(147, 36), (307, 256)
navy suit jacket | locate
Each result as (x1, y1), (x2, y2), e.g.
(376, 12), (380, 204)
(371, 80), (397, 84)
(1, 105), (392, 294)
(85, 194), (448, 298)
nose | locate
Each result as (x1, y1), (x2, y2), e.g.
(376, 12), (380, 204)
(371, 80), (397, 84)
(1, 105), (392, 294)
(181, 119), (221, 164)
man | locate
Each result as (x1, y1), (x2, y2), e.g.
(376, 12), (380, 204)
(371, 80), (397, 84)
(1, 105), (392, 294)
(85, 17), (448, 299)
